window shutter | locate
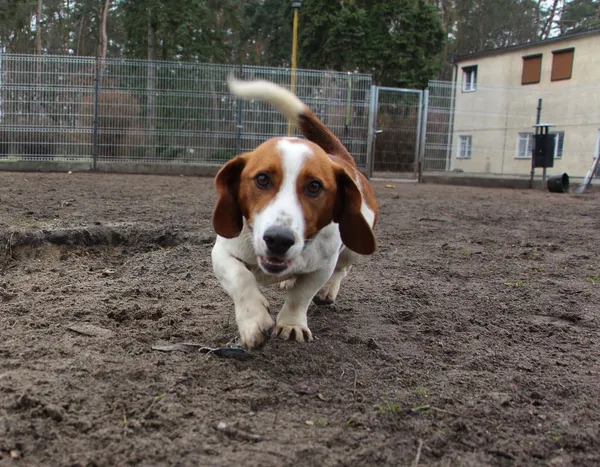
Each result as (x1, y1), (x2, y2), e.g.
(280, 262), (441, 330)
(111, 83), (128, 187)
(522, 55), (542, 85)
(551, 49), (574, 81)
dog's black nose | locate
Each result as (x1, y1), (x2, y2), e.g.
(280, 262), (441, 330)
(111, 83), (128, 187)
(263, 227), (295, 255)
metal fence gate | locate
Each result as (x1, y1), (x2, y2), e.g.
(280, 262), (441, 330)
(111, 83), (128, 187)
(366, 86), (425, 178)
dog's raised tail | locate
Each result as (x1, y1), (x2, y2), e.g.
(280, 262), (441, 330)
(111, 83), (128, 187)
(227, 74), (354, 164)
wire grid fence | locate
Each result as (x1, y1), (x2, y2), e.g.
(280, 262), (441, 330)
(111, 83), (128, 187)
(422, 80), (454, 171)
(425, 80), (600, 178)
(371, 87), (423, 173)
(0, 53), (373, 169)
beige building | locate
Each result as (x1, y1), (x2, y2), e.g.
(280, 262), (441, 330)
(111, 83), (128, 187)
(450, 29), (600, 177)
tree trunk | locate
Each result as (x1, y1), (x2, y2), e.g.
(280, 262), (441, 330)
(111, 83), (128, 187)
(534, 0), (542, 38)
(146, 6), (158, 160)
(439, 0), (457, 80)
(98, 0), (110, 59)
(76, 16), (86, 56)
(36, 0), (43, 54)
(34, 0), (43, 121)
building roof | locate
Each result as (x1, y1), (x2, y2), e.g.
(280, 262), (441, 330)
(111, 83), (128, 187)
(453, 28), (600, 63)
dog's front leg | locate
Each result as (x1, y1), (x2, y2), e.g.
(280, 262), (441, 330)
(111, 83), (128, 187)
(275, 258), (336, 343)
(212, 242), (274, 350)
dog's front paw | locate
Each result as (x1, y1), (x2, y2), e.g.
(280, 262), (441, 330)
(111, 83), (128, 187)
(236, 295), (275, 350)
(274, 323), (313, 343)
(238, 313), (275, 350)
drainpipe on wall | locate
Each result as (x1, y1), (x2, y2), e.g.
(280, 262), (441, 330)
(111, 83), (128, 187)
(500, 91), (510, 176)
(445, 63), (459, 172)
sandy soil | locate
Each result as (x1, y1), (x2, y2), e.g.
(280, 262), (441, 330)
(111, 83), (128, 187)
(1, 172), (599, 466)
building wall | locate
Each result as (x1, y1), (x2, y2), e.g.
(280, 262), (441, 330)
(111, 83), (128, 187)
(451, 33), (600, 177)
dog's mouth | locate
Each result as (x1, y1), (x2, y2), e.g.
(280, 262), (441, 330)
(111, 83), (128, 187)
(258, 256), (292, 274)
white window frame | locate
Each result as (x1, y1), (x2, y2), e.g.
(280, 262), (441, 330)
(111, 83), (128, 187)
(457, 135), (473, 159)
(462, 66), (477, 92)
(516, 132), (534, 159)
(595, 130), (600, 177)
(552, 131), (565, 159)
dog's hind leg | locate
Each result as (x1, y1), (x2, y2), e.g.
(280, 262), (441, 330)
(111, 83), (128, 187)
(312, 248), (358, 306)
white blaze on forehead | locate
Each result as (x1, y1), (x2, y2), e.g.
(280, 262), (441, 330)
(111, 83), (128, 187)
(268, 138), (313, 231)
(277, 138), (313, 176)
(251, 138), (314, 259)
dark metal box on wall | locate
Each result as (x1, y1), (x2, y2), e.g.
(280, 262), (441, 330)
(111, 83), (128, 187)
(533, 132), (556, 168)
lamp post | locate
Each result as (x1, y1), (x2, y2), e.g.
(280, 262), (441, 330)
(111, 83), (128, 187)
(288, 0), (302, 135)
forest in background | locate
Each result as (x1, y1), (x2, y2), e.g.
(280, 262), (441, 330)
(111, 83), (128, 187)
(0, 0), (599, 88)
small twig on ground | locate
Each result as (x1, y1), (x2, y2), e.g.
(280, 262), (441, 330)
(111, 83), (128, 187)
(66, 323), (114, 338)
(411, 404), (459, 417)
(348, 366), (366, 402)
(411, 404), (460, 417)
(5, 232), (16, 259)
(427, 405), (460, 417)
(418, 217), (451, 223)
(411, 439), (424, 467)
(215, 421), (268, 442)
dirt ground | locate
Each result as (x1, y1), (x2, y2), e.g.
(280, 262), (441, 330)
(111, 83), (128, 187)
(1, 172), (599, 467)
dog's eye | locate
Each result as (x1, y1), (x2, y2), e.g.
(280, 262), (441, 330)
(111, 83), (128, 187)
(255, 173), (272, 189)
(305, 180), (323, 197)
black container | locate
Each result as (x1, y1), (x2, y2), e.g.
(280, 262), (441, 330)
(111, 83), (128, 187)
(547, 173), (569, 193)
(534, 133), (557, 168)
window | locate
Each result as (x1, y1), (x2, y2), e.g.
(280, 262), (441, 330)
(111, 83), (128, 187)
(516, 132), (534, 159)
(462, 66), (477, 92)
(522, 54), (542, 85)
(552, 131), (565, 159)
(458, 135), (472, 158)
(551, 48), (574, 81)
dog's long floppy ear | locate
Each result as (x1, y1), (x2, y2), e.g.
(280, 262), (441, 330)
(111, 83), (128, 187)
(333, 165), (376, 255)
(212, 154), (247, 238)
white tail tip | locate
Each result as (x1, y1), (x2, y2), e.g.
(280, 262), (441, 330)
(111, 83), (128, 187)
(226, 74), (305, 121)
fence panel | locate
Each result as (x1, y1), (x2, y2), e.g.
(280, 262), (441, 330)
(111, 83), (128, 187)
(370, 87), (423, 176)
(0, 54), (96, 162)
(422, 80), (454, 171)
(96, 60), (240, 164)
(0, 53), (373, 171)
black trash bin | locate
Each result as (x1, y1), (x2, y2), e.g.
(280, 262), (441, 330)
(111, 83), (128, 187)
(547, 173), (569, 193)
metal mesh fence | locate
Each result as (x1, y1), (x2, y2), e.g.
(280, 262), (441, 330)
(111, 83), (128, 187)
(0, 53), (373, 170)
(423, 80), (600, 178)
(7, 53), (595, 180)
(423, 80), (454, 171)
(0, 54), (96, 162)
(371, 87), (423, 174)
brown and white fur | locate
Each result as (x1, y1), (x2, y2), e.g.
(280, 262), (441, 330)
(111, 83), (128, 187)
(211, 75), (378, 350)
